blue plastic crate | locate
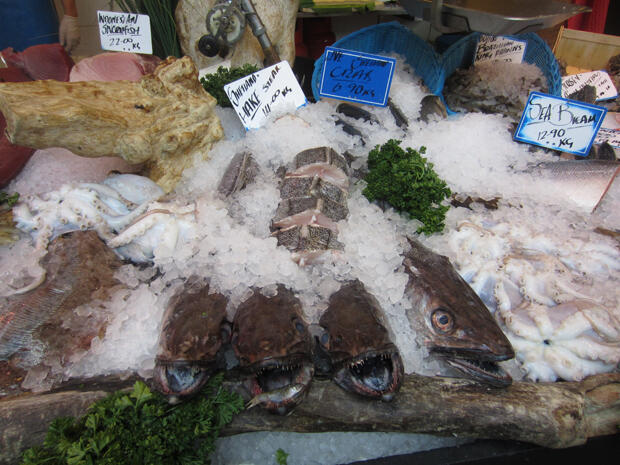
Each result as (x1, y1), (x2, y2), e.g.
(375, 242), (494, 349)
(311, 22), (443, 102)
(440, 32), (562, 100)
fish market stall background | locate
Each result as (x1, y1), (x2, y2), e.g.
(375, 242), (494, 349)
(1, 2), (620, 465)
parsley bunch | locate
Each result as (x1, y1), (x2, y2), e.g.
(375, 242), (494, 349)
(21, 374), (243, 465)
(200, 65), (260, 107)
(363, 139), (451, 235)
(0, 191), (19, 208)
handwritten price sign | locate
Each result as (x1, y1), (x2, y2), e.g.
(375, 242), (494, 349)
(318, 47), (396, 106)
(224, 61), (307, 130)
(561, 70), (618, 101)
(514, 92), (607, 156)
(97, 10), (152, 54)
(474, 35), (527, 63)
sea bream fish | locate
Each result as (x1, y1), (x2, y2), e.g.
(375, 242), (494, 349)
(231, 285), (314, 414)
(153, 276), (229, 403)
(403, 237), (515, 386)
(317, 280), (404, 401)
(271, 147), (349, 263)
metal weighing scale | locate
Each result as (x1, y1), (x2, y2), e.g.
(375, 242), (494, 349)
(398, 0), (591, 34)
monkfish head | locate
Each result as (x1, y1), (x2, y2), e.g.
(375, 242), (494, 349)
(231, 285), (314, 415)
(404, 238), (514, 387)
(153, 277), (230, 403)
(318, 280), (404, 401)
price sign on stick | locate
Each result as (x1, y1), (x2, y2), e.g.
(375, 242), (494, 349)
(98, 10), (152, 54)
(224, 61), (307, 130)
(474, 34), (527, 63)
(318, 47), (396, 106)
(561, 70), (618, 101)
(514, 92), (607, 157)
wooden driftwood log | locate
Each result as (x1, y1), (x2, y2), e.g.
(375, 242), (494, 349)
(0, 56), (223, 192)
(1, 373), (618, 463)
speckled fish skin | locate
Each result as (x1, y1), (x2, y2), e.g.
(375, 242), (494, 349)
(153, 276), (229, 401)
(0, 231), (122, 361)
(231, 285), (314, 414)
(403, 237), (515, 387)
(272, 147), (349, 258)
(217, 151), (260, 197)
(318, 280), (404, 401)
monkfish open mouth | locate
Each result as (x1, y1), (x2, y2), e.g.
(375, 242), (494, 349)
(247, 359), (314, 415)
(153, 360), (215, 403)
(334, 349), (404, 401)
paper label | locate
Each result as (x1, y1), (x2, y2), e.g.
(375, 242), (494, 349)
(318, 47), (396, 106)
(561, 70), (618, 101)
(97, 10), (152, 54)
(474, 35), (527, 63)
(514, 91), (607, 156)
(224, 61), (307, 130)
(594, 112), (620, 148)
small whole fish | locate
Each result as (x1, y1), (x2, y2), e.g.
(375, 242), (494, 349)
(403, 237), (514, 387)
(318, 280), (404, 401)
(153, 276), (229, 402)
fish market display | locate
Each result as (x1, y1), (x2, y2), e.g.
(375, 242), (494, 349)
(443, 61), (546, 121)
(445, 214), (620, 382)
(402, 238), (515, 386)
(153, 277), (229, 402)
(12, 174), (196, 265)
(317, 280), (404, 400)
(231, 285), (314, 414)
(271, 147), (349, 264)
(0, 56), (223, 192)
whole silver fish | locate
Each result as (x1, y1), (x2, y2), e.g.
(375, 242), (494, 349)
(403, 237), (515, 387)
(529, 160), (620, 212)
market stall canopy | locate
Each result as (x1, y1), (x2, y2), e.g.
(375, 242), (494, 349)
(399, 0), (591, 35)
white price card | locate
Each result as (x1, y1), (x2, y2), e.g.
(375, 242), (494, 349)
(474, 34), (527, 64)
(561, 70), (618, 101)
(514, 91), (607, 157)
(224, 61), (307, 130)
(97, 10), (152, 55)
(594, 112), (620, 148)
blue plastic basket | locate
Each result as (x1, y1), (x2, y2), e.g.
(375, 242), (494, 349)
(311, 22), (443, 102)
(440, 32), (562, 99)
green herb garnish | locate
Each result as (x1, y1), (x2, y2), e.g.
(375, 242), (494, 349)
(363, 139), (451, 235)
(21, 374), (243, 465)
(0, 192), (19, 207)
(200, 65), (260, 107)
(276, 448), (289, 465)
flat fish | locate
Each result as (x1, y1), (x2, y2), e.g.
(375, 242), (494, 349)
(529, 160), (620, 212)
(403, 237), (515, 387)
(0, 231), (122, 361)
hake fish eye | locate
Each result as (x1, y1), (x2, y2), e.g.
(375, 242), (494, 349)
(431, 308), (454, 333)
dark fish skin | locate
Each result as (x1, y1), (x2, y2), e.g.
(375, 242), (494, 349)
(153, 277), (229, 402)
(403, 237), (514, 387)
(318, 280), (404, 401)
(0, 231), (122, 361)
(217, 151), (260, 197)
(231, 285), (314, 414)
(336, 102), (379, 124)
